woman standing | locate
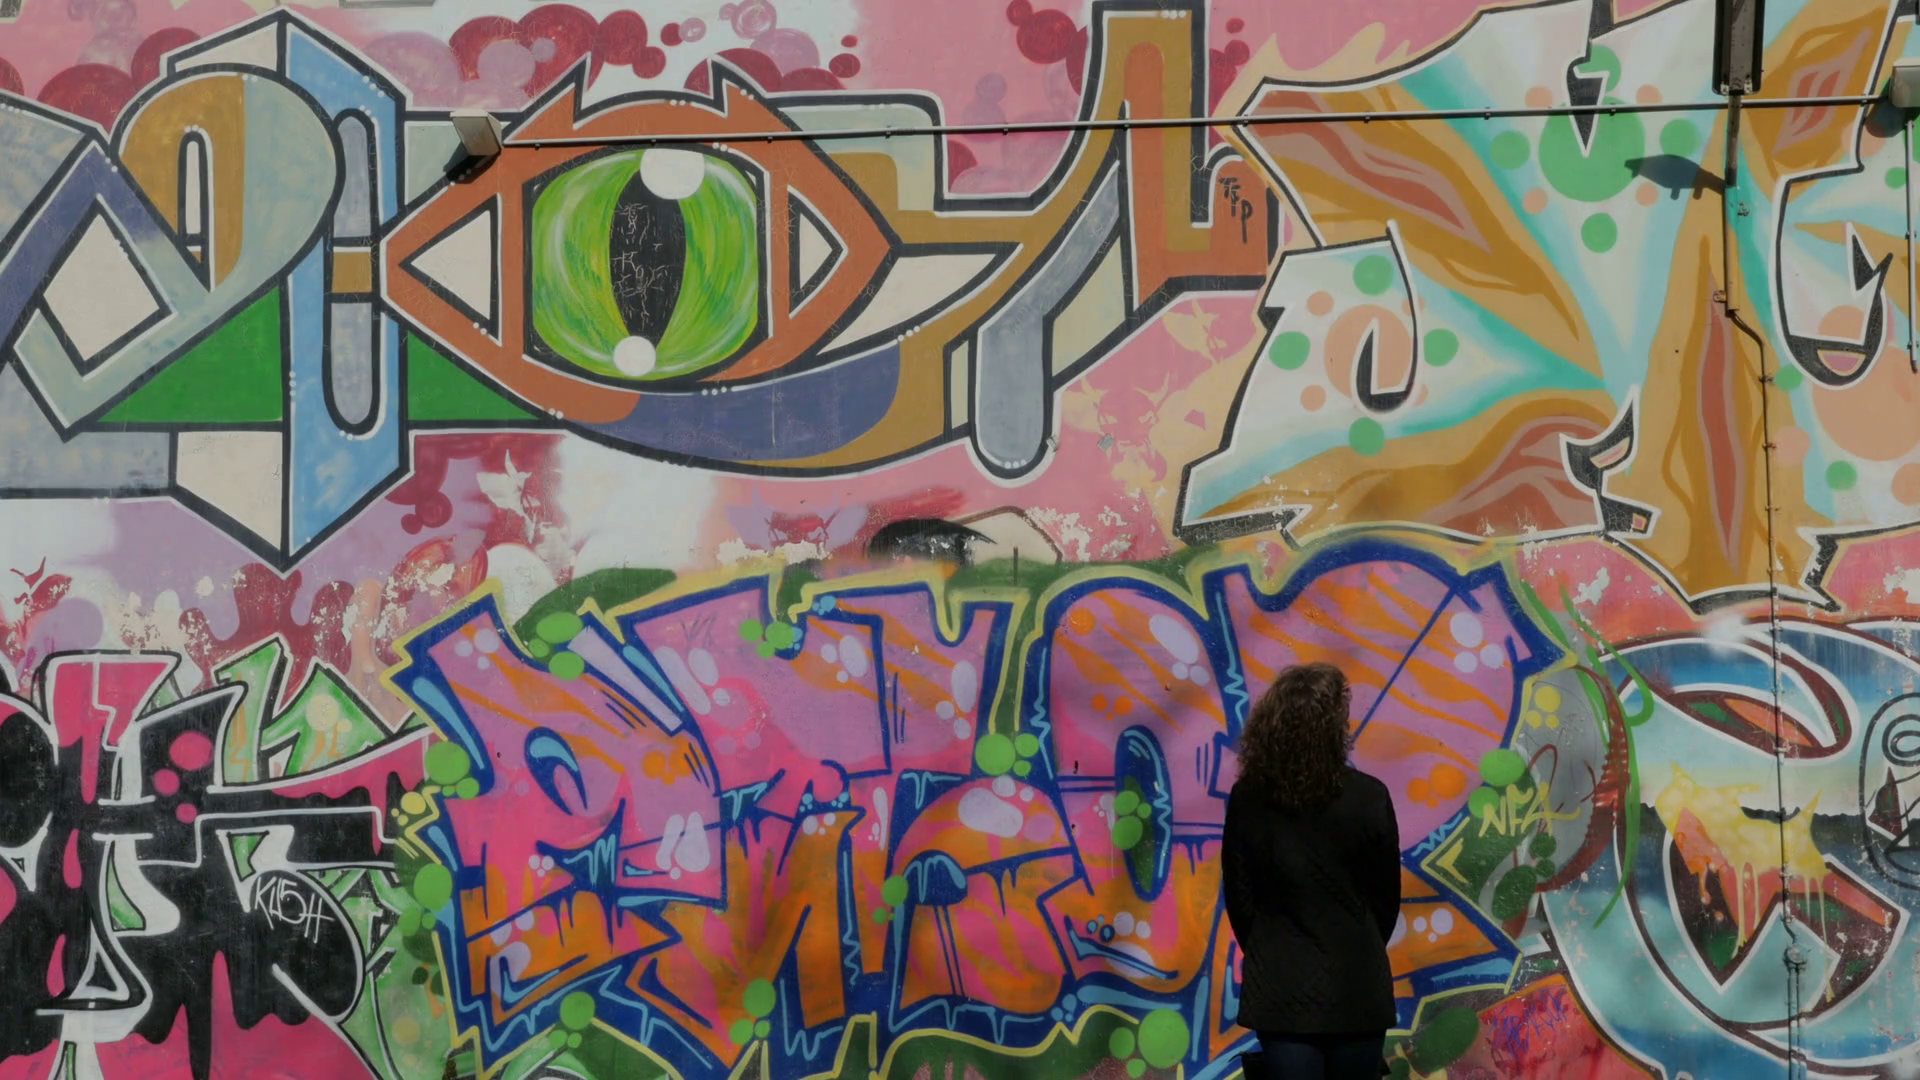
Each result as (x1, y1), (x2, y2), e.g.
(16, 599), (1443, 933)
(1223, 663), (1402, 1080)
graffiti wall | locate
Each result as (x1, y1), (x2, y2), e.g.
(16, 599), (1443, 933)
(4, 0), (1920, 1076)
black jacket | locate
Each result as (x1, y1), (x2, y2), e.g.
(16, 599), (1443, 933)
(1222, 767), (1401, 1035)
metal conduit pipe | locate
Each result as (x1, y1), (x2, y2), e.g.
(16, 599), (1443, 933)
(511, 93), (1888, 148)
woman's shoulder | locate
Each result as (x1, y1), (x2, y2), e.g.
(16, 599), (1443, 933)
(1344, 766), (1394, 800)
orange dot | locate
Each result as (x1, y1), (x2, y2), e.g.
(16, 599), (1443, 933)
(1634, 84), (1661, 104)
(1092, 693), (1109, 712)
(1635, 183), (1659, 206)
(1429, 763), (1467, 800)
(1307, 291), (1334, 316)
(1896, 463), (1920, 505)
(1066, 608), (1097, 636)
(1773, 425), (1810, 468)
(1301, 385), (1327, 411)
(1408, 776), (1432, 806)
(1524, 86), (1553, 108)
(1114, 697), (1134, 716)
(642, 751), (665, 778)
(1523, 189), (1548, 215)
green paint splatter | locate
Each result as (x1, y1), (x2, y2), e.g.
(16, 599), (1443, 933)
(1581, 212), (1618, 253)
(754, 1019), (771, 1038)
(976, 733), (1017, 775)
(739, 619), (765, 641)
(764, 622), (798, 649)
(744, 979), (777, 1018)
(536, 611), (584, 644)
(1112, 815), (1145, 850)
(1480, 748), (1526, 787)
(1828, 460), (1859, 491)
(1492, 864), (1541, 920)
(730, 1019), (753, 1044)
(559, 991), (596, 1031)
(1467, 786), (1500, 818)
(549, 651), (587, 679)
(1269, 331), (1311, 370)
(1658, 120), (1699, 158)
(1775, 366), (1804, 391)
(1126, 1061), (1146, 1079)
(455, 777), (480, 799)
(412, 864), (453, 910)
(1014, 733), (1041, 758)
(1109, 1028), (1137, 1059)
(1114, 790), (1141, 816)
(1013, 760), (1033, 777)
(1539, 107), (1645, 202)
(1890, 167), (1909, 189)
(1488, 131), (1530, 169)
(1423, 329), (1458, 367)
(881, 875), (909, 907)
(425, 742), (471, 786)
(1349, 417), (1386, 456)
(1137, 1010), (1190, 1069)
(1353, 255), (1395, 296)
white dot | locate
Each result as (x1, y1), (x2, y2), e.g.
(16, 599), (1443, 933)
(823, 813), (836, 827)
(1172, 662), (1190, 680)
(1019, 787), (1034, 802)
(641, 147), (707, 200)
(474, 628), (501, 653)
(516, 911), (536, 931)
(1431, 909), (1454, 935)
(714, 688), (732, 707)
(822, 643), (838, 663)
(528, 855), (542, 870)
(1190, 666), (1211, 686)
(613, 336), (658, 377)
(1479, 644), (1505, 669)
(670, 866), (683, 880)
(953, 719), (972, 739)
(1114, 912), (1136, 935)
(1453, 650), (1480, 674)
(1135, 921), (1150, 939)
(936, 701), (956, 720)
(1450, 612), (1484, 648)
(454, 639), (474, 657)
(993, 775), (1017, 798)
(802, 816), (819, 834)
(1413, 916), (1428, 933)
(836, 670), (848, 683)
(540, 856), (554, 871)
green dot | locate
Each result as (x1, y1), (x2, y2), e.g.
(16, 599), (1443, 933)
(1135, 802), (1152, 819)
(1126, 1061), (1147, 1079)
(412, 864), (453, 910)
(754, 1019), (771, 1038)
(1269, 331), (1311, 370)
(1137, 1009), (1191, 1069)
(528, 639), (552, 658)
(1423, 329), (1458, 367)
(549, 651), (587, 680)
(1658, 120), (1698, 159)
(568, 1033), (583, 1049)
(872, 907), (890, 923)
(455, 777), (480, 799)
(424, 742), (471, 786)
(743, 978), (777, 1018)
(1349, 417), (1386, 456)
(1013, 760), (1032, 777)
(536, 611), (584, 645)
(1774, 365), (1804, 391)
(1529, 831), (1558, 860)
(1110, 1027), (1137, 1059)
(422, 911), (437, 931)
(765, 622), (798, 649)
(730, 1018), (754, 1044)
(549, 1030), (568, 1050)
(1889, 167), (1908, 189)
(1827, 460), (1859, 491)
(1014, 733), (1040, 758)
(1581, 212), (1618, 253)
(1114, 790), (1141, 816)
(1480, 748), (1527, 788)
(739, 619), (764, 642)
(1353, 255), (1395, 296)
(881, 875), (909, 907)
(1112, 815), (1145, 850)
(975, 733), (1017, 775)
(1535, 856), (1558, 877)
(559, 990), (596, 1031)
(1488, 131), (1530, 169)
(399, 908), (422, 936)
(756, 641), (776, 659)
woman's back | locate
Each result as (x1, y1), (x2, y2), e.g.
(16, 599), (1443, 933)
(1222, 767), (1401, 1034)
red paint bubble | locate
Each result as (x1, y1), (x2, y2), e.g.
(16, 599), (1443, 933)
(0, 57), (19, 94)
(1225, 17), (1244, 33)
(947, 139), (977, 184)
(829, 52), (860, 78)
(841, 35), (858, 47)
(38, 64), (134, 127)
(660, 21), (681, 46)
(634, 45), (667, 78)
(1006, 0), (1032, 25)
(152, 769), (180, 796)
(176, 803), (198, 825)
(1224, 39), (1249, 65)
(131, 27), (198, 88)
(594, 10), (647, 66)
(169, 731), (214, 771)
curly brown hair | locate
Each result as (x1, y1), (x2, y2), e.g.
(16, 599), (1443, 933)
(1236, 662), (1354, 812)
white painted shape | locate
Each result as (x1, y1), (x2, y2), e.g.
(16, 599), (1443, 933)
(176, 431), (283, 546)
(45, 216), (158, 359)
(640, 148), (707, 200)
(613, 335), (657, 377)
(821, 253), (998, 352)
(173, 24), (279, 72)
(408, 208), (495, 322)
(796, 208), (834, 286)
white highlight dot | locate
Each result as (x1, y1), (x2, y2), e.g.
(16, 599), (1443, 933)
(1450, 612), (1484, 648)
(613, 336), (658, 377)
(1479, 644), (1505, 669)
(1453, 650), (1480, 674)
(640, 147), (707, 200)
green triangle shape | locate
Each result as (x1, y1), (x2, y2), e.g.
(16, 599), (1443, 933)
(103, 290), (285, 424)
(406, 334), (539, 422)
(105, 857), (145, 931)
(230, 832), (264, 880)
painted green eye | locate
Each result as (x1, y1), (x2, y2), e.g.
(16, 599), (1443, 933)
(528, 148), (762, 382)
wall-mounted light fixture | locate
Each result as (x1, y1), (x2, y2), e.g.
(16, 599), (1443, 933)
(1892, 60), (1920, 109)
(450, 109), (505, 158)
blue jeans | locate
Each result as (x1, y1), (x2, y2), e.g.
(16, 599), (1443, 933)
(1254, 1032), (1386, 1080)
